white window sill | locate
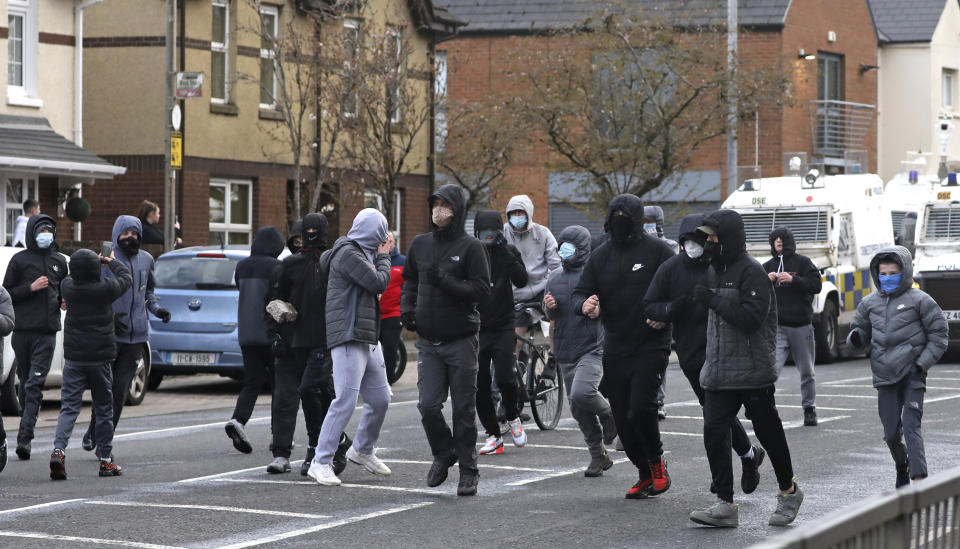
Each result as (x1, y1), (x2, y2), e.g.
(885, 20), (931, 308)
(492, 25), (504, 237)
(7, 94), (43, 108)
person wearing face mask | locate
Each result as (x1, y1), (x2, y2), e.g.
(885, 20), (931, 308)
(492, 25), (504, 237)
(544, 225), (617, 477)
(473, 210), (528, 455)
(847, 247), (947, 489)
(688, 209), (803, 528)
(264, 214), (351, 476)
(306, 209), (394, 486)
(642, 205), (678, 421)
(762, 227), (822, 427)
(643, 213), (765, 498)
(3, 214), (67, 460)
(502, 195), (561, 357)
(82, 215), (170, 456)
(572, 194), (675, 499)
(401, 184), (491, 496)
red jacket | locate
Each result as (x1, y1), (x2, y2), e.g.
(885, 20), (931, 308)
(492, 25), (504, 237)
(380, 265), (404, 319)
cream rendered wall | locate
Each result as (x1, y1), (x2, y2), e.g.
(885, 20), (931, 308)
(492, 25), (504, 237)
(929, 0), (960, 165)
(878, 44), (932, 181)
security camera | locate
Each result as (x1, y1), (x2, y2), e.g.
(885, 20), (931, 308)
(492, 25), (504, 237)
(804, 168), (820, 187)
(938, 120), (955, 138)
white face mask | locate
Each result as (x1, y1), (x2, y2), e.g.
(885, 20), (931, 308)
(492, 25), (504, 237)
(432, 206), (454, 228)
(643, 223), (658, 236)
(684, 240), (704, 259)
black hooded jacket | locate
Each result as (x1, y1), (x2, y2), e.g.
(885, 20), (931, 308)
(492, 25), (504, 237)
(61, 250), (132, 362)
(573, 194), (674, 361)
(643, 214), (710, 370)
(474, 210), (527, 331)
(761, 227), (822, 327)
(266, 213), (331, 349)
(286, 220), (302, 254)
(236, 227), (284, 346)
(699, 209), (778, 390)
(3, 214), (68, 333)
(401, 184), (491, 342)
(545, 225), (603, 363)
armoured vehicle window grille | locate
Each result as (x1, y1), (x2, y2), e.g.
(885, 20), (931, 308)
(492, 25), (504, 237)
(923, 206), (960, 241)
(891, 210), (907, 239)
(740, 209), (830, 243)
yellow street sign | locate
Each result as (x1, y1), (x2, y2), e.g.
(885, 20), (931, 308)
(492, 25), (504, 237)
(171, 131), (182, 170)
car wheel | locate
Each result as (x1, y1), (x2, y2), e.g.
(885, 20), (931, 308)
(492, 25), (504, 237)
(814, 299), (839, 364)
(1, 365), (20, 417)
(148, 371), (163, 391)
(126, 354), (149, 406)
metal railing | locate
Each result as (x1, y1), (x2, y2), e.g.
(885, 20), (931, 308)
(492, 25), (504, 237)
(809, 100), (876, 159)
(751, 465), (960, 549)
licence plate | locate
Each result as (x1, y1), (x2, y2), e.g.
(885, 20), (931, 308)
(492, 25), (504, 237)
(943, 311), (960, 322)
(169, 352), (217, 366)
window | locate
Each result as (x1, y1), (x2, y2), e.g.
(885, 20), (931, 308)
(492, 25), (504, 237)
(944, 69), (957, 110)
(435, 50), (447, 151)
(385, 28), (403, 124)
(3, 176), (37, 245)
(817, 53), (844, 101)
(343, 18), (360, 117)
(7, 0), (39, 106)
(211, 0), (230, 103)
(209, 179), (251, 245)
(259, 4), (279, 109)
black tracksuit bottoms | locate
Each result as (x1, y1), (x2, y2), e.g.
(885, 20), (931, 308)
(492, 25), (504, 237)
(270, 347), (335, 458)
(232, 345), (274, 424)
(678, 357), (751, 456)
(601, 350), (669, 476)
(476, 328), (521, 437)
(704, 386), (795, 503)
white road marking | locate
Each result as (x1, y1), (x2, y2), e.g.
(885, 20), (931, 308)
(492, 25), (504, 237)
(211, 478), (446, 495)
(178, 465), (269, 483)
(381, 458), (552, 472)
(83, 501), (329, 519)
(825, 384), (958, 390)
(778, 393), (876, 399)
(753, 415), (850, 434)
(664, 400), (701, 408)
(213, 502), (434, 549)
(776, 405), (855, 411)
(926, 393), (960, 404)
(822, 376), (873, 386)
(660, 431), (703, 437)
(0, 499), (84, 515)
(520, 444), (595, 451)
(0, 531), (184, 549)
(506, 458), (632, 486)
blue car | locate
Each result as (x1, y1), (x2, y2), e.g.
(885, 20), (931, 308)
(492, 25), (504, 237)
(148, 245), (286, 387)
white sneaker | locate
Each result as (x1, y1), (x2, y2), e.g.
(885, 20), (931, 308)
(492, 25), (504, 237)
(346, 446), (392, 476)
(307, 461), (341, 486)
(509, 418), (527, 448)
(479, 435), (504, 455)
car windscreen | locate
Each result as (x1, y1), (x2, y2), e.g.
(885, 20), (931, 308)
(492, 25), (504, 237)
(154, 255), (241, 290)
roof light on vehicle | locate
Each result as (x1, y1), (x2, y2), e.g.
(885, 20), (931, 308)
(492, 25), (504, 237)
(948, 173), (958, 187)
(908, 170), (918, 184)
(196, 253), (227, 258)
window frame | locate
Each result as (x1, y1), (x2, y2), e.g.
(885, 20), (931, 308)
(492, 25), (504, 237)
(943, 68), (957, 110)
(210, 0), (230, 104)
(2, 175), (38, 246)
(385, 27), (403, 124)
(7, 0), (40, 107)
(434, 50), (447, 152)
(258, 4), (279, 110)
(817, 52), (844, 101)
(342, 18), (361, 118)
(208, 178), (252, 245)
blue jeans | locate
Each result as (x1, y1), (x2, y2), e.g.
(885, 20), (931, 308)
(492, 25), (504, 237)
(55, 360), (115, 459)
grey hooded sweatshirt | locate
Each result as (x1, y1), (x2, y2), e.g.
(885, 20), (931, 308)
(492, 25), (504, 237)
(848, 246), (948, 387)
(544, 225), (602, 363)
(323, 208), (391, 349)
(503, 194), (561, 301)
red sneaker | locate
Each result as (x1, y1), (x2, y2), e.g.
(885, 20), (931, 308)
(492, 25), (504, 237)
(649, 458), (671, 495)
(99, 459), (122, 477)
(49, 449), (66, 480)
(625, 477), (653, 499)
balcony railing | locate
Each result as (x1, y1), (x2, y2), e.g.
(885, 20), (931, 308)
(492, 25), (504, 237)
(809, 100), (876, 160)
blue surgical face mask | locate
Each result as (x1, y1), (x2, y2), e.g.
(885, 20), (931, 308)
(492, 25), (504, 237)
(35, 232), (53, 249)
(643, 223), (658, 236)
(558, 242), (576, 260)
(878, 273), (902, 294)
(509, 215), (527, 230)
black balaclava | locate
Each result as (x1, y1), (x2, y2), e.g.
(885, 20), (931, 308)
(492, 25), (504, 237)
(301, 213), (329, 251)
(287, 220), (303, 254)
(118, 233), (141, 255)
(69, 249), (101, 282)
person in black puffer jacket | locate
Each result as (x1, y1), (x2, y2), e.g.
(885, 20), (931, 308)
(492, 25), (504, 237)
(401, 184), (490, 496)
(644, 213), (765, 497)
(761, 227), (822, 426)
(688, 209), (803, 529)
(224, 226), (284, 460)
(572, 194), (675, 499)
(473, 210), (528, 455)
(50, 249), (131, 479)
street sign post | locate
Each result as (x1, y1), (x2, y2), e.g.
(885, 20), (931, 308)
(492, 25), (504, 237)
(175, 72), (203, 99)
(171, 131), (182, 170)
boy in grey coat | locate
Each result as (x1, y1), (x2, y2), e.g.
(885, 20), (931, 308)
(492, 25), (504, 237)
(847, 246), (948, 488)
(307, 209), (393, 486)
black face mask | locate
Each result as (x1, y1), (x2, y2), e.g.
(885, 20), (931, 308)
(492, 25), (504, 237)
(304, 229), (323, 248)
(703, 240), (721, 265)
(118, 236), (140, 255)
(477, 229), (500, 246)
(608, 215), (634, 243)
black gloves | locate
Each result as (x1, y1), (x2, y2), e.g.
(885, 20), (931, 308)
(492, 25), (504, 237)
(848, 328), (864, 349)
(271, 334), (288, 358)
(692, 285), (715, 307)
(401, 311), (417, 332)
(156, 308), (171, 323)
(668, 295), (692, 316)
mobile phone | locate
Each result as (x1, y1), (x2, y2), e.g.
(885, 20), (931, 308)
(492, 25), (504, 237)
(101, 241), (113, 257)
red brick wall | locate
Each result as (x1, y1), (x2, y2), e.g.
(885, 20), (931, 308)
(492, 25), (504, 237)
(80, 164), (164, 243)
(180, 170), (210, 246)
(253, 176), (287, 234)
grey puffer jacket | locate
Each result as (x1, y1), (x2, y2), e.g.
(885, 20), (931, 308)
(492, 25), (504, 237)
(544, 225), (603, 363)
(323, 209), (391, 349)
(503, 195), (561, 301)
(700, 209), (779, 391)
(848, 246), (948, 387)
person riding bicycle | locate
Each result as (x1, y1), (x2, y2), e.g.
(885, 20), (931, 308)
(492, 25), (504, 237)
(543, 225), (617, 477)
(474, 211), (529, 455)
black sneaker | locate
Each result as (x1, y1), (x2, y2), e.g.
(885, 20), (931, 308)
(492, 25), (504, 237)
(333, 433), (352, 476)
(99, 459), (122, 477)
(803, 407), (817, 427)
(0, 441), (6, 474)
(15, 441), (30, 460)
(427, 455), (457, 487)
(49, 449), (66, 480)
(457, 469), (479, 496)
(657, 401), (666, 421)
(300, 447), (315, 477)
(82, 432), (95, 452)
(585, 454), (614, 477)
(225, 419), (253, 453)
(741, 446), (766, 494)
(896, 463), (910, 489)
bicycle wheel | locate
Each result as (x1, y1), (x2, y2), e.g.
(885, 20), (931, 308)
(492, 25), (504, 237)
(529, 349), (564, 430)
(387, 340), (407, 385)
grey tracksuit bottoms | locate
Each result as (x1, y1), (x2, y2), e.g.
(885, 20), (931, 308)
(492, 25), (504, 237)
(559, 350), (613, 458)
(54, 360), (115, 460)
(775, 324), (817, 409)
(314, 342), (391, 464)
(878, 370), (927, 478)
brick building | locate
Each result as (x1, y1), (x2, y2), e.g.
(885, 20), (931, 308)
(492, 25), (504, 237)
(438, 0), (880, 238)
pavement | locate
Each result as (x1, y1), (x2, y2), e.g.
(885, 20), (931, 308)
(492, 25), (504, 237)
(0, 356), (959, 548)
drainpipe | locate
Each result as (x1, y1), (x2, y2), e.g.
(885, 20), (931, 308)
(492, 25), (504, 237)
(73, 0), (103, 241)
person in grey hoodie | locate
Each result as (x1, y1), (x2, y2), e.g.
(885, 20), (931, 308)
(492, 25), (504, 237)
(0, 286), (15, 472)
(83, 215), (170, 453)
(306, 208), (393, 486)
(847, 246), (947, 488)
(543, 225), (617, 477)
